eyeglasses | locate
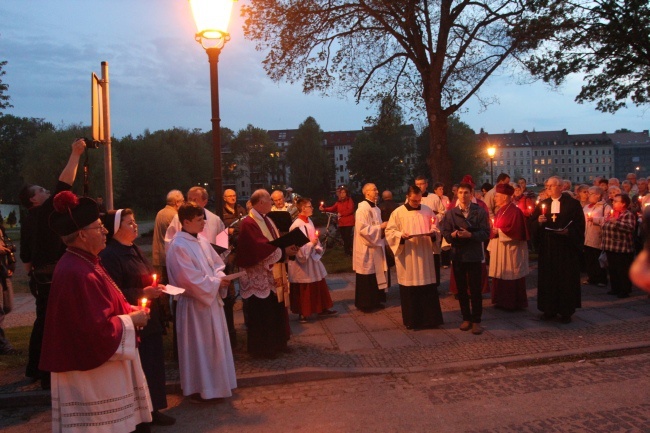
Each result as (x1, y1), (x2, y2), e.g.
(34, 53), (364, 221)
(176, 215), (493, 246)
(83, 223), (106, 232)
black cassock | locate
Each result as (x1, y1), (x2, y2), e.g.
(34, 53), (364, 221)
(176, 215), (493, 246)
(531, 194), (585, 317)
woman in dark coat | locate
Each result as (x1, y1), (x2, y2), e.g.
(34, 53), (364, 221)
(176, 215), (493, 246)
(99, 209), (175, 426)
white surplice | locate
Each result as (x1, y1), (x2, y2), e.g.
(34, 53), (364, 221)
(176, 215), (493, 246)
(166, 231), (237, 399)
(352, 200), (387, 288)
(50, 316), (152, 433)
(288, 218), (326, 283)
(385, 204), (438, 286)
(165, 208), (225, 247)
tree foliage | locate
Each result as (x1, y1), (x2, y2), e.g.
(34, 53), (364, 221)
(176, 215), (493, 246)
(348, 96), (413, 191)
(0, 115), (55, 203)
(525, 0), (650, 113)
(230, 125), (280, 191)
(113, 128), (211, 214)
(285, 116), (331, 199)
(242, 0), (564, 186)
(0, 60), (12, 114)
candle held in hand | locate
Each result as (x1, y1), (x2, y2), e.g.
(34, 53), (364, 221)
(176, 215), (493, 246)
(152, 273), (157, 286)
(140, 298), (147, 309)
(541, 204), (546, 215)
(315, 230), (320, 237)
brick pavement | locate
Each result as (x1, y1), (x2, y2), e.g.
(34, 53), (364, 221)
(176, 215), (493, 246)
(2, 264), (649, 407)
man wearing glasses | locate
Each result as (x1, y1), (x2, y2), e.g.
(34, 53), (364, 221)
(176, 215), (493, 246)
(531, 176), (585, 324)
(18, 138), (86, 390)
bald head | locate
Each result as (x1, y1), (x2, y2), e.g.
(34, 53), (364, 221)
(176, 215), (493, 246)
(382, 190), (393, 201)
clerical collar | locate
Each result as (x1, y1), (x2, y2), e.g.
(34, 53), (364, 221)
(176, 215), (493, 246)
(181, 229), (198, 238)
(364, 199), (376, 207)
(404, 203), (421, 211)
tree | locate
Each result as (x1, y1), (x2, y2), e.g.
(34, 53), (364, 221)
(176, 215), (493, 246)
(0, 115), (55, 203)
(416, 116), (483, 185)
(113, 127), (210, 214)
(7, 210), (17, 227)
(21, 123), (122, 204)
(525, 0), (650, 113)
(348, 96), (413, 191)
(230, 125), (280, 191)
(242, 0), (564, 186)
(0, 60), (13, 114)
(285, 116), (331, 199)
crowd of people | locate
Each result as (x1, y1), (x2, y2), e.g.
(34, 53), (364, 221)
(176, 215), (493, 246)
(7, 137), (650, 432)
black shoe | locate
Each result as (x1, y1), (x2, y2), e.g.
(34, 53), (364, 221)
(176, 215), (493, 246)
(559, 315), (572, 324)
(151, 410), (176, 426)
(540, 313), (556, 321)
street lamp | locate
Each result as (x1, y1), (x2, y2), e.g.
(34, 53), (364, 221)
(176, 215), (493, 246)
(190, 0), (235, 219)
(487, 146), (496, 184)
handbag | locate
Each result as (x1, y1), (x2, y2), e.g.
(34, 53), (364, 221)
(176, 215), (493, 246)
(598, 250), (608, 268)
(1, 234), (16, 273)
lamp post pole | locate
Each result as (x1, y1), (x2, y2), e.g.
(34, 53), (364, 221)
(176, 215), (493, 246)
(207, 46), (224, 219)
(487, 146), (496, 185)
(490, 157), (494, 185)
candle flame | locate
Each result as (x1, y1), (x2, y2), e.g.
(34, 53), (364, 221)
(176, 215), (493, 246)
(152, 273), (157, 286)
(140, 298), (147, 309)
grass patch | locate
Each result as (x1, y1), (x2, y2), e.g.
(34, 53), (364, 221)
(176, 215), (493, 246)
(321, 245), (353, 274)
(0, 326), (31, 370)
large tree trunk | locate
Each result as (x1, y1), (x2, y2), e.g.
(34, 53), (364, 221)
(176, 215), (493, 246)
(426, 110), (453, 187)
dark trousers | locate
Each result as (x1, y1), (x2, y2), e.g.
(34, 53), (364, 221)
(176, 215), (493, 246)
(605, 251), (634, 295)
(139, 333), (167, 411)
(339, 226), (353, 255)
(452, 261), (483, 323)
(244, 294), (288, 358)
(26, 278), (50, 386)
(584, 246), (608, 285)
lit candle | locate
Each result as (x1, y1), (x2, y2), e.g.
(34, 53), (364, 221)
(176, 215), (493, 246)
(541, 204), (546, 215)
(491, 218), (495, 226)
(320, 201), (324, 206)
(315, 230), (320, 237)
(587, 212), (592, 218)
(152, 273), (157, 286)
(140, 297), (148, 309)
(610, 209), (614, 216)
(430, 216), (435, 225)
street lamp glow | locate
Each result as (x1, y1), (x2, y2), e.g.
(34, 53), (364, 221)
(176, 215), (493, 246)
(487, 146), (496, 158)
(189, 0), (236, 219)
(189, 0), (235, 40)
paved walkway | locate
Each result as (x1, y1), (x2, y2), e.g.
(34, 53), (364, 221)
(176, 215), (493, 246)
(2, 264), (650, 407)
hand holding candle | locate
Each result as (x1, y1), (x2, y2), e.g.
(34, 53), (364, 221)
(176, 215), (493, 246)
(140, 297), (148, 310)
(152, 273), (157, 287)
(541, 203), (546, 215)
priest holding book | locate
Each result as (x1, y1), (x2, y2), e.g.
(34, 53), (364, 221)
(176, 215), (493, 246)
(531, 176), (585, 324)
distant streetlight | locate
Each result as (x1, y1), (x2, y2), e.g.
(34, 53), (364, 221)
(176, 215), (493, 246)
(487, 146), (496, 184)
(189, 0), (235, 219)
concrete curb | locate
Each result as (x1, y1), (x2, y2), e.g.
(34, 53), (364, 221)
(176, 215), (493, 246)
(4, 340), (649, 409)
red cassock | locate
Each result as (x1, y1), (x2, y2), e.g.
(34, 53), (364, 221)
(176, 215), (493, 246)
(40, 247), (131, 373)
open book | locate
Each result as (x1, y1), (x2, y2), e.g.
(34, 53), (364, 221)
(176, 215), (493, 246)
(545, 220), (573, 232)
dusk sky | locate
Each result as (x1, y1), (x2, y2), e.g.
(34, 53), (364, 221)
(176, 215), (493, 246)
(1, 0), (648, 139)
